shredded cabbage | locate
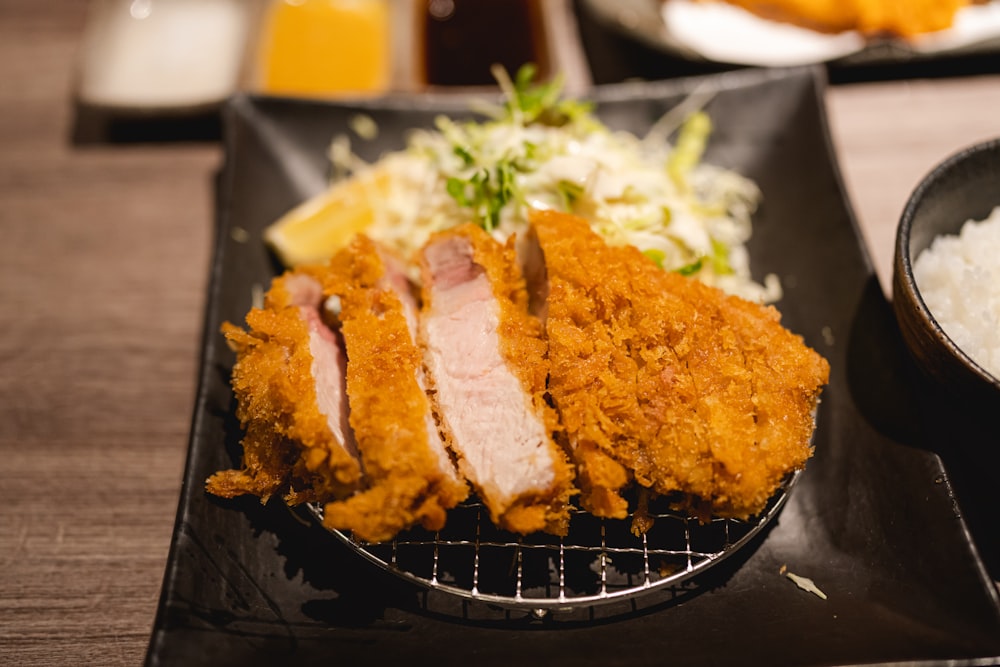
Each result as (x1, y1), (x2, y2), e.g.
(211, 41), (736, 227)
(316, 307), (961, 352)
(335, 66), (779, 303)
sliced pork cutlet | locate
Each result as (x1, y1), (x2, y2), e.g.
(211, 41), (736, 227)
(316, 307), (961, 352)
(318, 236), (468, 543)
(419, 224), (576, 536)
(713, 295), (829, 517)
(527, 210), (703, 519)
(206, 271), (362, 505)
(530, 210), (829, 522)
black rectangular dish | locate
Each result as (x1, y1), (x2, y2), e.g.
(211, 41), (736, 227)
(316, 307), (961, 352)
(146, 67), (1000, 666)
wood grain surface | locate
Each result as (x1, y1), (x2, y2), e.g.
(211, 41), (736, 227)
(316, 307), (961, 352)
(1, 2), (997, 665)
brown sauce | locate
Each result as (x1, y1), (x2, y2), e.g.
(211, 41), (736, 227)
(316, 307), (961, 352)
(421, 0), (549, 87)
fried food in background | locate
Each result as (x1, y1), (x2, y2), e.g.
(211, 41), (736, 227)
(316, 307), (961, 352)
(708, 0), (971, 37)
(530, 210), (829, 524)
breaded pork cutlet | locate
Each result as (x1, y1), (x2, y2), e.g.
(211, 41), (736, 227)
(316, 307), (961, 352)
(714, 295), (831, 517)
(318, 236), (468, 542)
(206, 271), (362, 505)
(419, 224), (576, 535)
(530, 210), (829, 523)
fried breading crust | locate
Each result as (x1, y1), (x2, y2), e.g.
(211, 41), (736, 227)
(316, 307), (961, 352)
(206, 272), (363, 504)
(714, 295), (831, 516)
(720, 0), (969, 37)
(532, 210), (829, 521)
(420, 224), (577, 535)
(318, 236), (468, 543)
(492, 229), (578, 535)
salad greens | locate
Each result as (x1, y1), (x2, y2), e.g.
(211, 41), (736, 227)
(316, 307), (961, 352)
(338, 65), (778, 302)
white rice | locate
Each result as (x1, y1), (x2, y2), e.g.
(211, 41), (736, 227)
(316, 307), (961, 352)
(912, 206), (1000, 379)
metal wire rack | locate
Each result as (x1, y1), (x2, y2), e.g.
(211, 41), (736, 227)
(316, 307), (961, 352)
(308, 473), (797, 614)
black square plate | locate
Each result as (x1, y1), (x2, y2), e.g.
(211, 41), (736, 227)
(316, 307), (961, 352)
(146, 67), (1000, 666)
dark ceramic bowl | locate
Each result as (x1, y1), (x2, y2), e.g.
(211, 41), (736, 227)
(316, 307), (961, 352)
(893, 138), (1000, 413)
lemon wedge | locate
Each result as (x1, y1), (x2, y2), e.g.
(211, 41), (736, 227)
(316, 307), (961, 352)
(264, 168), (389, 267)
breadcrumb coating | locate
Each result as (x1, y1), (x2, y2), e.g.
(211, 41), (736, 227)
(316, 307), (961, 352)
(209, 211), (829, 538)
(318, 236), (468, 542)
(420, 224), (577, 535)
(206, 271), (362, 504)
(718, 0), (970, 37)
(531, 209), (829, 521)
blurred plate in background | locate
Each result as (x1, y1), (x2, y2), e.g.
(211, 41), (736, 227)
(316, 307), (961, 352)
(584, 0), (1000, 67)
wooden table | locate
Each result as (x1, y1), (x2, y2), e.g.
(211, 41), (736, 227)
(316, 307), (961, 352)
(2, 4), (998, 665)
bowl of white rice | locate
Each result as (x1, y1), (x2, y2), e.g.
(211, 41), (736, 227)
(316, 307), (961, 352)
(893, 138), (1000, 412)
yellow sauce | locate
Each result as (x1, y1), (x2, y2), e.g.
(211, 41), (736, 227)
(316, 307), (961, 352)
(256, 0), (391, 97)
